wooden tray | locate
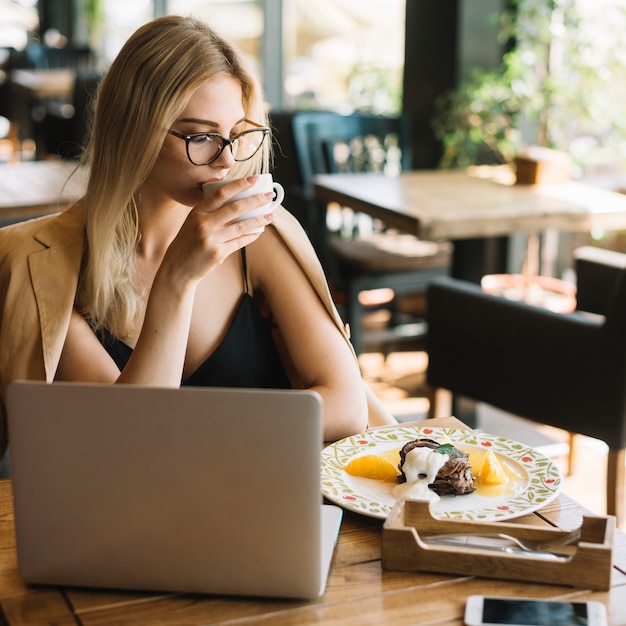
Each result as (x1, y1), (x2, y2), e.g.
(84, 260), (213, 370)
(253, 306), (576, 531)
(382, 499), (615, 590)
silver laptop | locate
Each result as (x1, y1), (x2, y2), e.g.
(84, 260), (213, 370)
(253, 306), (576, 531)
(6, 381), (342, 600)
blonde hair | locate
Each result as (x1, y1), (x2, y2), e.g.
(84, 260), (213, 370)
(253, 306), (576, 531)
(76, 15), (270, 339)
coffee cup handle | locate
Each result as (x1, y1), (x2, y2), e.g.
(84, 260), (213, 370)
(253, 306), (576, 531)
(269, 182), (285, 208)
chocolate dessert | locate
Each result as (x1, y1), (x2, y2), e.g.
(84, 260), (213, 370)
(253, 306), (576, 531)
(397, 438), (476, 496)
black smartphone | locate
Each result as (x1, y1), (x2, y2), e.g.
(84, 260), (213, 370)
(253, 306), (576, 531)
(464, 595), (607, 626)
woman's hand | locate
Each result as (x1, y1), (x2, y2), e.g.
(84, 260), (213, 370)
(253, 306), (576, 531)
(133, 175), (274, 386)
(57, 176), (275, 389)
(161, 175), (274, 285)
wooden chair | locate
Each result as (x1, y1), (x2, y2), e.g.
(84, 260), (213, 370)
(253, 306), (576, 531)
(289, 111), (452, 355)
(426, 246), (626, 526)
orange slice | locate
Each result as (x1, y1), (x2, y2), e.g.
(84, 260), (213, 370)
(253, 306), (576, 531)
(343, 454), (399, 482)
(479, 448), (507, 485)
(379, 448), (401, 467)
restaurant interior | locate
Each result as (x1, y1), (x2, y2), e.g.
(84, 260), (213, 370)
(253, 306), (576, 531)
(2, 0), (626, 515)
(2, 2), (626, 621)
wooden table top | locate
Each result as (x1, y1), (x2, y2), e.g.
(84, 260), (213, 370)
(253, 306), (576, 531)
(0, 159), (86, 226)
(1, 416), (626, 625)
(313, 167), (626, 241)
(10, 68), (75, 100)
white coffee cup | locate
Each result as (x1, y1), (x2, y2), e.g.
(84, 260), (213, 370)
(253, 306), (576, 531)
(202, 173), (284, 233)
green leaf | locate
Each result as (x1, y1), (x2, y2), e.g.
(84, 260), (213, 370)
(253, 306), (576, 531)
(435, 443), (465, 458)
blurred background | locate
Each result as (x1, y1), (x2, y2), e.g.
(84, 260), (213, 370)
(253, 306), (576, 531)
(1, 0), (624, 179)
(2, 0), (626, 515)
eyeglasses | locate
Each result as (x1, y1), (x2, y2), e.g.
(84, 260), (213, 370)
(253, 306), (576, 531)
(168, 119), (269, 166)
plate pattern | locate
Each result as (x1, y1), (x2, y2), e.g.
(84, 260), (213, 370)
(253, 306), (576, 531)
(321, 425), (562, 521)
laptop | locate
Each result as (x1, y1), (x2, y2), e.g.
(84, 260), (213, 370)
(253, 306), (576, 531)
(5, 380), (342, 600)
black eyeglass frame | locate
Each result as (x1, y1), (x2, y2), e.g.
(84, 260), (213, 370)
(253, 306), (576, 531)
(167, 119), (270, 166)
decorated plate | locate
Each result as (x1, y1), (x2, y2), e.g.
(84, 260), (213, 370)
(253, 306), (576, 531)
(321, 425), (561, 521)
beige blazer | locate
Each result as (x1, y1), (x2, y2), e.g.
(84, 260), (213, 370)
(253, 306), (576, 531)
(0, 203), (395, 459)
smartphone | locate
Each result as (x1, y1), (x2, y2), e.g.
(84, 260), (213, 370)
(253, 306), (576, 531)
(464, 595), (607, 626)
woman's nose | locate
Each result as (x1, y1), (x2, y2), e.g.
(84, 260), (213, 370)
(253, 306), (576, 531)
(211, 144), (236, 168)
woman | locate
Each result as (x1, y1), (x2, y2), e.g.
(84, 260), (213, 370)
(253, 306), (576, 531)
(0, 16), (395, 458)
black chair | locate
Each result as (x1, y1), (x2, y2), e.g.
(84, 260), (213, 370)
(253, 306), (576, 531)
(24, 42), (94, 70)
(290, 111), (452, 355)
(426, 246), (626, 525)
(33, 68), (102, 160)
(269, 111), (310, 230)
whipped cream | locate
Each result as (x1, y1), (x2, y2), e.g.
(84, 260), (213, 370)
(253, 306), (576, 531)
(391, 446), (449, 503)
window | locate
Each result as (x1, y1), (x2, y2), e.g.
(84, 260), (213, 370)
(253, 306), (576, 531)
(0, 0), (38, 50)
(512, 0), (626, 175)
(166, 0), (264, 80)
(283, 0), (405, 113)
(99, 0), (153, 64)
(166, 0), (405, 113)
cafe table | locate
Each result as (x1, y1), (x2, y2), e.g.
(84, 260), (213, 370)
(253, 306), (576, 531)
(313, 167), (626, 283)
(9, 68), (75, 101)
(0, 159), (86, 227)
(8, 69), (76, 148)
(1, 416), (626, 625)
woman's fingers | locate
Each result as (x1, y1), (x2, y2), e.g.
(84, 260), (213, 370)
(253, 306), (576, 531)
(194, 192), (274, 239)
(201, 174), (259, 207)
(200, 175), (275, 227)
(223, 210), (273, 241)
(219, 192), (274, 227)
(161, 176), (275, 283)
(165, 198), (272, 281)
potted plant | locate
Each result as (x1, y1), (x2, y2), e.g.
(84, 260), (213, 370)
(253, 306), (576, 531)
(431, 0), (626, 182)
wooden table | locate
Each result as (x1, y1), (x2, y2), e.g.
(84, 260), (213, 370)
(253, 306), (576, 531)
(313, 168), (626, 282)
(8, 68), (76, 153)
(0, 159), (86, 226)
(9, 68), (75, 101)
(1, 417), (626, 625)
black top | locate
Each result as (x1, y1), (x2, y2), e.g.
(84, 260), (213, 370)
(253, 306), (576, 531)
(96, 249), (290, 389)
